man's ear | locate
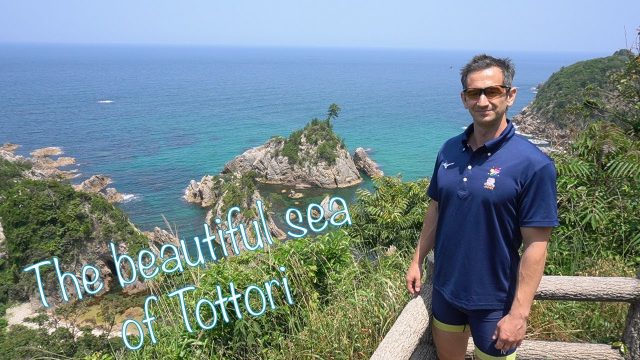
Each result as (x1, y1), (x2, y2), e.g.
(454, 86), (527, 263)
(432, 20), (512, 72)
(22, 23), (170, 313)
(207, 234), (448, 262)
(461, 92), (469, 109)
(506, 87), (517, 106)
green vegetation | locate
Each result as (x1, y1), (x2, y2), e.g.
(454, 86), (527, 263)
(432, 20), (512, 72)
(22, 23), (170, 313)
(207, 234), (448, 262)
(326, 103), (341, 122)
(0, 324), (120, 360)
(0, 157), (31, 193)
(524, 52), (640, 344)
(0, 176), (148, 304)
(572, 52), (640, 135)
(549, 122), (640, 275)
(221, 171), (259, 218)
(116, 230), (409, 360)
(349, 176), (430, 251)
(523, 120), (639, 344)
(0, 157), (149, 359)
(279, 105), (346, 165)
(530, 52), (630, 129)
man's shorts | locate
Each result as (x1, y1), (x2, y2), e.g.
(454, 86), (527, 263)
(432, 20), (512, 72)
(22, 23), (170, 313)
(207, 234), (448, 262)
(432, 287), (517, 359)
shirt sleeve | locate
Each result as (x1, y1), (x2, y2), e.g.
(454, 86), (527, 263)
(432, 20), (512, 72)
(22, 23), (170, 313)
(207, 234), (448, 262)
(427, 151), (442, 202)
(518, 161), (559, 227)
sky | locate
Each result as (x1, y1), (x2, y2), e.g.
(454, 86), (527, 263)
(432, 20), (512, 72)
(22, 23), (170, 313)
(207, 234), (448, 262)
(0, 0), (639, 53)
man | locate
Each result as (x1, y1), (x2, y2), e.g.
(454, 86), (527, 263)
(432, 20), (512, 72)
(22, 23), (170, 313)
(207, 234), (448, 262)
(405, 54), (558, 360)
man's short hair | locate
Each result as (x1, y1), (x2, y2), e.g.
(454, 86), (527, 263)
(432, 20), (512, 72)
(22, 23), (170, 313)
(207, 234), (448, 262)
(460, 54), (515, 89)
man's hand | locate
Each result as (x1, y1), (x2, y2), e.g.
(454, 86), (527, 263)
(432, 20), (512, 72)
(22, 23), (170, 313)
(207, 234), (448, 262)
(405, 261), (423, 296)
(493, 227), (551, 352)
(406, 200), (437, 296)
(493, 313), (527, 352)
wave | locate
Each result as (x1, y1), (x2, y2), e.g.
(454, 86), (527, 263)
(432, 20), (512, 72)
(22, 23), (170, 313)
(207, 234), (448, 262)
(120, 193), (139, 203)
(97, 100), (114, 104)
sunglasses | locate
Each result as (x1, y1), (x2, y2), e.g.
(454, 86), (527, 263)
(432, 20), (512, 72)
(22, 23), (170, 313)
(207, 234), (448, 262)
(462, 85), (511, 100)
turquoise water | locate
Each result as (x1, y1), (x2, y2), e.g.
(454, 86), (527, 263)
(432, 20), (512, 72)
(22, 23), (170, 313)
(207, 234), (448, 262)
(0, 44), (602, 232)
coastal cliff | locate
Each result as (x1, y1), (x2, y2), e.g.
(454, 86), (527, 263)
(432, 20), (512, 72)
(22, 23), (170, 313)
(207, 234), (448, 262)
(223, 118), (362, 188)
(513, 50), (635, 147)
(185, 171), (287, 246)
(353, 147), (384, 178)
(0, 147), (149, 308)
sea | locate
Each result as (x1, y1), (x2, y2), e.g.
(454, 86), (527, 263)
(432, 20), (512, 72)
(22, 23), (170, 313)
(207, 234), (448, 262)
(0, 44), (604, 234)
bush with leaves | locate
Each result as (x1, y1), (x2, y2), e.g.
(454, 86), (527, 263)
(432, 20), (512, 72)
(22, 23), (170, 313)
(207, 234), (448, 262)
(348, 176), (430, 251)
(549, 121), (640, 275)
(279, 105), (346, 166)
(117, 229), (411, 360)
(564, 53), (640, 136)
(531, 52), (629, 130)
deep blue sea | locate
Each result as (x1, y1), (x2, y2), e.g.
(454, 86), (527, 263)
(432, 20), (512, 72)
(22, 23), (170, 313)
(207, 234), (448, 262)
(0, 44), (603, 232)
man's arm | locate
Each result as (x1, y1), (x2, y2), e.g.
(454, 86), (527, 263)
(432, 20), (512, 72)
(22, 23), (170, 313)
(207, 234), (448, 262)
(493, 226), (552, 352)
(405, 200), (438, 296)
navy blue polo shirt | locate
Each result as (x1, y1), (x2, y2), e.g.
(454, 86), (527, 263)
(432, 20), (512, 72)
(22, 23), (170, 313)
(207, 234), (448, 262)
(427, 119), (558, 310)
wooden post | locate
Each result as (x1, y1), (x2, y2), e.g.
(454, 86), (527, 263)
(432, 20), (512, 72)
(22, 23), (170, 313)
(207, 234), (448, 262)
(371, 253), (437, 360)
(623, 269), (640, 360)
(410, 253), (436, 360)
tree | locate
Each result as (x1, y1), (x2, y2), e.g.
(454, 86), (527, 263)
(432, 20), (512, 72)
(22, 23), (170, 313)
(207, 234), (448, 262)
(326, 103), (341, 123)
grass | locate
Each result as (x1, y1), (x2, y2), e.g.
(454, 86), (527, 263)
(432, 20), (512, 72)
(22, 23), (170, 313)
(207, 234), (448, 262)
(528, 256), (636, 344)
(114, 230), (411, 359)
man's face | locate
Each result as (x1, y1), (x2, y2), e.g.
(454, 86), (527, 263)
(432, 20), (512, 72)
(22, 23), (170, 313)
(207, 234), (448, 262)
(461, 66), (517, 128)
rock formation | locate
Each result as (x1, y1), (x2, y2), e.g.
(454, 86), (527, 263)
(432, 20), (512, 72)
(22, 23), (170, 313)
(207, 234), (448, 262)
(145, 227), (181, 254)
(512, 106), (569, 151)
(27, 147), (79, 180)
(73, 174), (130, 203)
(0, 143), (23, 162)
(223, 137), (362, 189)
(512, 50), (636, 152)
(319, 195), (342, 220)
(205, 188), (287, 245)
(30, 147), (63, 157)
(185, 173), (287, 247)
(288, 190), (304, 199)
(23, 228), (149, 308)
(353, 147), (384, 177)
(1, 144), (80, 180)
(74, 174), (112, 193)
(184, 175), (222, 207)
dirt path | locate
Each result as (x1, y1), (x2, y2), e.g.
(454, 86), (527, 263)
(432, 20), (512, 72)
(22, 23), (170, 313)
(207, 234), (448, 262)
(5, 302), (122, 338)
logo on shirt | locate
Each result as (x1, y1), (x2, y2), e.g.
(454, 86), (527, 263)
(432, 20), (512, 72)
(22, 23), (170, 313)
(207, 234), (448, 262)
(483, 177), (496, 190)
(484, 167), (501, 190)
(442, 162), (455, 169)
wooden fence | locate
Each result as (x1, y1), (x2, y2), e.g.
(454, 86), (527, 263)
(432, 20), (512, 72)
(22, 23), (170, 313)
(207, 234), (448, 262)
(372, 254), (640, 360)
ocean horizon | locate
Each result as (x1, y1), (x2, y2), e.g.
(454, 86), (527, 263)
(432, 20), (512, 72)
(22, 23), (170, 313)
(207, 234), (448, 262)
(0, 44), (605, 233)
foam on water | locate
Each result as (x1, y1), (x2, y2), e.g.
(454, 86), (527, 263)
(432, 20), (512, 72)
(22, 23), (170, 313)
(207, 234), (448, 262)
(120, 193), (139, 203)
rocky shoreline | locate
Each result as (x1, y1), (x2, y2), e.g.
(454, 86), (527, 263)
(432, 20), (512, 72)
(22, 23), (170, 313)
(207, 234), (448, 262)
(512, 106), (572, 153)
(0, 144), (133, 203)
(221, 136), (363, 189)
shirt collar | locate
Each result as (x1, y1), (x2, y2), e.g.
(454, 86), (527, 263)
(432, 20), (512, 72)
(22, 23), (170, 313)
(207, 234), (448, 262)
(461, 119), (515, 153)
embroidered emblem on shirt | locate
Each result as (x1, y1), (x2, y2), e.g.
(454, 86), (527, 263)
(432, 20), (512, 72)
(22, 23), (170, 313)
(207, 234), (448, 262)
(483, 177), (496, 190)
(443, 162), (455, 169)
(488, 167), (501, 176)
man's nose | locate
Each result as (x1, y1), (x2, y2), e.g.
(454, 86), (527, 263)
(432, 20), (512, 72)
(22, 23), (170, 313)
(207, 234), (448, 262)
(476, 93), (490, 106)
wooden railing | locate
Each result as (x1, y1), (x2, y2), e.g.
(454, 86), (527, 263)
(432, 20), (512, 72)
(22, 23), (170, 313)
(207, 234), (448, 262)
(372, 254), (640, 360)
